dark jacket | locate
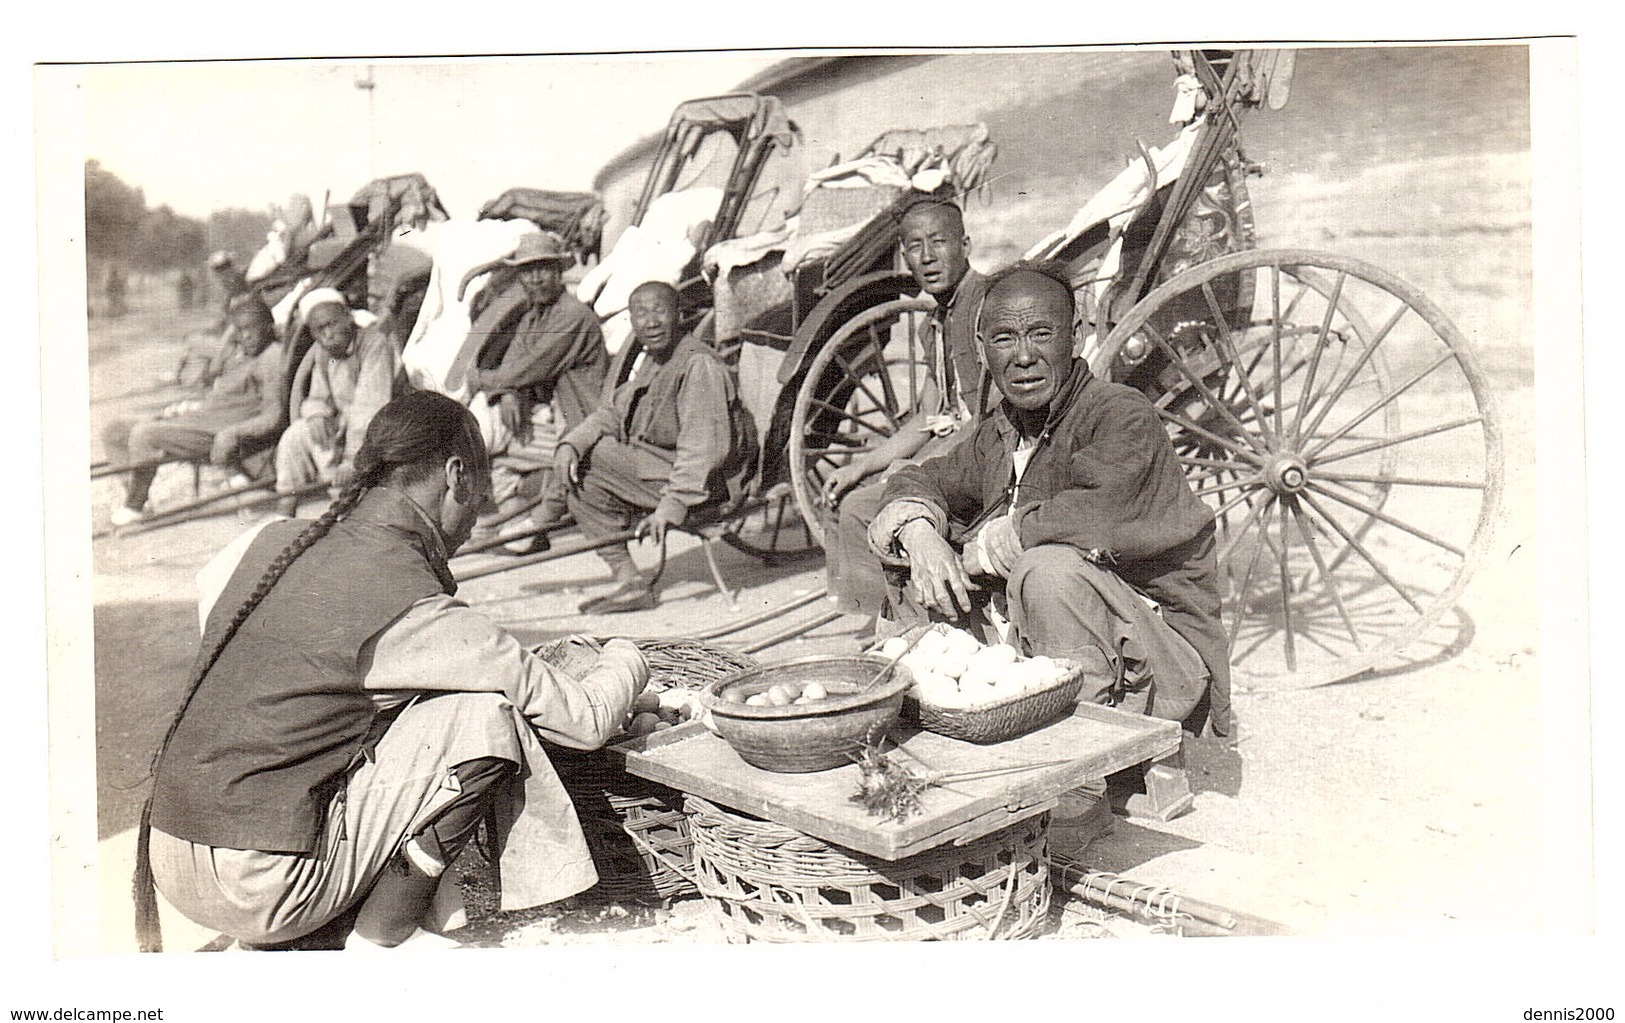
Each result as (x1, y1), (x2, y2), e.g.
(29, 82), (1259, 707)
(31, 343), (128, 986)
(880, 360), (1231, 733)
(150, 489), (454, 853)
(561, 335), (758, 526)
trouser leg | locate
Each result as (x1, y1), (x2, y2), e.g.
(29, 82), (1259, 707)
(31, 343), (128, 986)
(352, 755), (515, 946)
(830, 482), (889, 616)
(566, 441), (667, 583)
(1006, 544), (1207, 724)
(149, 693), (525, 947)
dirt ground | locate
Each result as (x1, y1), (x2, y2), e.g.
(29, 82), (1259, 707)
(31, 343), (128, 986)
(68, 235), (1568, 954)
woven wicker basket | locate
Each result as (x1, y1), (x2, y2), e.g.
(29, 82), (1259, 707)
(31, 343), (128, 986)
(537, 638), (759, 903)
(687, 796), (1051, 942)
(907, 660), (1088, 744)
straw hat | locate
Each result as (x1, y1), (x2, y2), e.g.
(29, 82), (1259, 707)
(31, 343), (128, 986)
(502, 231), (574, 267)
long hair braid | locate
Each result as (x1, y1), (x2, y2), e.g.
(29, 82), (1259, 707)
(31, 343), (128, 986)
(132, 390), (483, 952)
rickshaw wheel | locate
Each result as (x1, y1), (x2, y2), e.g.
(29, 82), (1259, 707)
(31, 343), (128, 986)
(1097, 249), (1504, 690)
(718, 482), (822, 564)
(788, 297), (938, 547)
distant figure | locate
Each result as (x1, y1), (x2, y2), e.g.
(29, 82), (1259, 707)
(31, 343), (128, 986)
(176, 272), (196, 310)
(105, 265), (128, 318)
(824, 194), (990, 624)
(208, 251), (249, 307)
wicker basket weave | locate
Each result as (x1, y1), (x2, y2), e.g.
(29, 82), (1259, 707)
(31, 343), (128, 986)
(687, 796), (1051, 942)
(907, 660), (1088, 744)
(537, 638), (760, 904)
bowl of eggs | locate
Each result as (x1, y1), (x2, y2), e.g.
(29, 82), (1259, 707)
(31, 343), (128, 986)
(702, 655), (912, 773)
(875, 626), (1088, 743)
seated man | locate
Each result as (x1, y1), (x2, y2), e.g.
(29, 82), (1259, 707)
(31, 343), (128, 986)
(823, 194), (990, 620)
(464, 231), (608, 554)
(103, 295), (286, 526)
(274, 288), (402, 516)
(546, 281), (757, 614)
(867, 262), (1231, 737)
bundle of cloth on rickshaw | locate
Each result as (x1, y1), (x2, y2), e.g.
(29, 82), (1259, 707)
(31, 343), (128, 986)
(249, 174), (446, 333)
(478, 188), (607, 266)
(702, 123), (1000, 345)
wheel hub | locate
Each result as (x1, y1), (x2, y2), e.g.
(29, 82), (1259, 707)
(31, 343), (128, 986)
(1264, 453), (1309, 494)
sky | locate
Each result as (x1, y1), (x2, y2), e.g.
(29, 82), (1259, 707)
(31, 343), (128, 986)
(78, 54), (783, 221)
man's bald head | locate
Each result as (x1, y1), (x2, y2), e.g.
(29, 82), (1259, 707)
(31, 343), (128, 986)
(629, 280), (679, 309)
(898, 197), (971, 298)
(977, 261), (1075, 332)
(629, 280), (682, 360)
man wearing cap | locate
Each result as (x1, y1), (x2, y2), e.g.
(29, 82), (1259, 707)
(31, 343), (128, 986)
(274, 288), (402, 516)
(104, 295), (287, 526)
(867, 262), (1230, 739)
(543, 280), (757, 613)
(823, 194), (992, 623)
(464, 231), (608, 554)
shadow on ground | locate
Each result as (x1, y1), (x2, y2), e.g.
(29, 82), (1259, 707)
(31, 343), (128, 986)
(95, 599), (196, 840)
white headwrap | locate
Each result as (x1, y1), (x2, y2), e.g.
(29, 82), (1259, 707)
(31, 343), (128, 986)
(297, 287), (348, 320)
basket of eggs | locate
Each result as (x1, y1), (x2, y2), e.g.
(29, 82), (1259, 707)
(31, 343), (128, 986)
(875, 625), (1089, 744)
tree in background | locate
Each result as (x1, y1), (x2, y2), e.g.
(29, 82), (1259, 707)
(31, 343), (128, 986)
(84, 160), (273, 314)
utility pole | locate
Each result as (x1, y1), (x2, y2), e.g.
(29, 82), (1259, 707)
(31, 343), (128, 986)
(355, 65), (376, 180)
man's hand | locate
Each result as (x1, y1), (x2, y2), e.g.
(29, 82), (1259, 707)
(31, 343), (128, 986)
(209, 428), (240, 466)
(499, 392), (529, 444)
(965, 513), (1024, 579)
(554, 444), (581, 491)
(634, 509), (676, 545)
(899, 519), (975, 617)
(330, 462), (355, 493)
(821, 461), (872, 507)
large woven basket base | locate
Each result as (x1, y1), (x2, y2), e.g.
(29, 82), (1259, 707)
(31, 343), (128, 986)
(688, 797), (1051, 942)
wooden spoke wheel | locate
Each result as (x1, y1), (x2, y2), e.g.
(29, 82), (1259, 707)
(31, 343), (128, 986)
(718, 481), (822, 564)
(788, 298), (938, 547)
(1097, 249), (1504, 689)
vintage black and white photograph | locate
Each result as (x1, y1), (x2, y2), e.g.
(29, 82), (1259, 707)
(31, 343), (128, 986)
(27, 30), (1600, 1013)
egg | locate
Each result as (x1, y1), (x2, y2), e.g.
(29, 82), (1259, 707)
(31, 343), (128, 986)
(802, 681), (829, 701)
(914, 629), (950, 659)
(632, 691), (662, 715)
(722, 688), (747, 705)
(967, 643), (1019, 671)
(941, 627), (982, 659)
(1025, 655), (1068, 686)
(744, 693), (770, 707)
(627, 712), (663, 737)
(657, 689), (691, 713)
(879, 636), (911, 659)
(766, 684), (796, 707)
(935, 652), (970, 680)
(958, 663), (995, 690)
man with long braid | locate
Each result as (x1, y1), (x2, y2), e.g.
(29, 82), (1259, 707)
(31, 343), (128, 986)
(135, 391), (651, 951)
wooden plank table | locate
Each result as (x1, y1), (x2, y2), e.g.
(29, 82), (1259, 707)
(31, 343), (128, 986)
(611, 702), (1179, 861)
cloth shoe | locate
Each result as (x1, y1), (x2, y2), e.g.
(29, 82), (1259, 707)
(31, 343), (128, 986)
(578, 580), (656, 614)
(110, 505), (147, 527)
